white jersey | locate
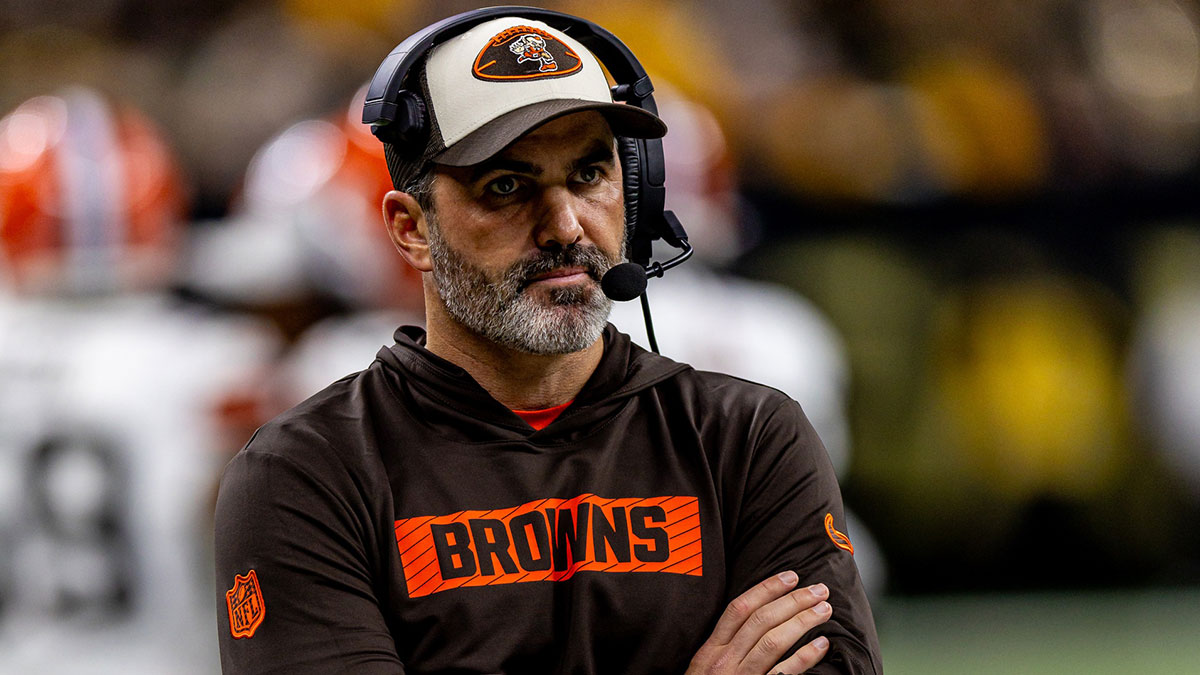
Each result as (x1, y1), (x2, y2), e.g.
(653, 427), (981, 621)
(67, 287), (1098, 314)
(0, 292), (280, 674)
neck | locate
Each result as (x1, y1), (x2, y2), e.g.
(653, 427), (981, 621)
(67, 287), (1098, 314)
(423, 301), (604, 411)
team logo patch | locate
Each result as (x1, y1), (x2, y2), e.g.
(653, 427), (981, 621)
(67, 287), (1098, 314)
(226, 569), (265, 639)
(473, 25), (583, 81)
(395, 494), (702, 598)
(825, 513), (854, 555)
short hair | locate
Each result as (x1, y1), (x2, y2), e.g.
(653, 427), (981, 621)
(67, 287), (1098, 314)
(383, 142), (436, 213)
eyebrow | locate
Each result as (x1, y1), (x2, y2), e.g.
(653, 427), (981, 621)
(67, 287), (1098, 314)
(470, 157), (538, 182)
(469, 140), (616, 182)
(568, 142), (616, 174)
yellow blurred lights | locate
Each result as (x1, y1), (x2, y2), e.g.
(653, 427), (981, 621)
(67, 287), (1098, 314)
(936, 280), (1129, 501)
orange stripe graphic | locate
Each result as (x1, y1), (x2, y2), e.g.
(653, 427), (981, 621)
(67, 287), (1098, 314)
(396, 494), (702, 598)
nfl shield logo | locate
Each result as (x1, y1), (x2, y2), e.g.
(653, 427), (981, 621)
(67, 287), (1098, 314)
(226, 569), (265, 639)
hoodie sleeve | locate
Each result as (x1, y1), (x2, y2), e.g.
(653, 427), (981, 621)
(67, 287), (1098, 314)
(726, 398), (883, 674)
(214, 426), (404, 674)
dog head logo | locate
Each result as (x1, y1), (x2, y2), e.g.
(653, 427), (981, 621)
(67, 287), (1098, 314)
(473, 26), (582, 81)
(226, 569), (265, 639)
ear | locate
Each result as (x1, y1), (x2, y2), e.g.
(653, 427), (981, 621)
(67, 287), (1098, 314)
(383, 190), (432, 273)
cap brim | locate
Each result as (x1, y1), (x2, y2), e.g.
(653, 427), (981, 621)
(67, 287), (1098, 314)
(433, 99), (667, 167)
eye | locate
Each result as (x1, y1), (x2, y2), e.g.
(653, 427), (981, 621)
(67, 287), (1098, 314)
(576, 165), (602, 184)
(487, 175), (521, 196)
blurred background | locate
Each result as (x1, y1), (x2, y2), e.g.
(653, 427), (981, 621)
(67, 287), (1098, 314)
(2, 0), (1199, 672)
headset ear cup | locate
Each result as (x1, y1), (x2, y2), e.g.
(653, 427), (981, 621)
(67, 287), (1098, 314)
(617, 136), (641, 241)
(372, 92), (428, 151)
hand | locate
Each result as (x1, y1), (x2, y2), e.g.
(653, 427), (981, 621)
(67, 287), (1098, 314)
(685, 571), (832, 675)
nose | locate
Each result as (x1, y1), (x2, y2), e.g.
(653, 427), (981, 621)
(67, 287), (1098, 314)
(534, 186), (584, 251)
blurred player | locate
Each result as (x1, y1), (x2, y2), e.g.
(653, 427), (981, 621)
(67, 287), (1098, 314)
(186, 84), (425, 406)
(0, 88), (280, 673)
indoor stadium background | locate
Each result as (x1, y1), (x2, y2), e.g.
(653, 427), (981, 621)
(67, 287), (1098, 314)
(2, 0), (1199, 672)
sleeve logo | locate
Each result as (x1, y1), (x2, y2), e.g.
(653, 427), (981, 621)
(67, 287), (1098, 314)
(226, 569), (265, 639)
(395, 494), (702, 598)
(473, 26), (582, 81)
(824, 513), (854, 555)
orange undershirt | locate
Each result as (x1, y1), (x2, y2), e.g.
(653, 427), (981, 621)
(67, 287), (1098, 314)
(511, 399), (574, 431)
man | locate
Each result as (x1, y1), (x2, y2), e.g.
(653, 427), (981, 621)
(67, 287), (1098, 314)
(214, 13), (882, 674)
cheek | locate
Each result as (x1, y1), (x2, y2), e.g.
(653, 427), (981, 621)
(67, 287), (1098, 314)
(585, 185), (628, 251)
(473, 226), (536, 269)
(441, 209), (530, 267)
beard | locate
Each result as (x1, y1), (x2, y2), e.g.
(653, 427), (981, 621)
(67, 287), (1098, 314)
(426, 213), (619, 355)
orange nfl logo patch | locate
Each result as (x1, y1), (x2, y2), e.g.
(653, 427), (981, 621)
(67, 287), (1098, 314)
(226, 569), (265, 639)
(473, 25), (582, 81)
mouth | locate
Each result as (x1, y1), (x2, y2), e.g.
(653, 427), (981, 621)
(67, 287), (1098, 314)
(526, 266), (593, 287)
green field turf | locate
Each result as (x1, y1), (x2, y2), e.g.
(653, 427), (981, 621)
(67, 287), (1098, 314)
(876, 587), (1200, 674)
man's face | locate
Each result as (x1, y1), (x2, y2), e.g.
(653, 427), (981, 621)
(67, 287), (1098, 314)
(425, 112), (626, 355)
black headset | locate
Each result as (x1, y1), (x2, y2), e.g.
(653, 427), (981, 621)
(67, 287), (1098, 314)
(361, 5), (690, 273)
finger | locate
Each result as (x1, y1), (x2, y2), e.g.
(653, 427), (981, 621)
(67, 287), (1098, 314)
(768, 635), (831, 675)
(738, 595), (833, 672)
(726, 583), (829, 658)
(707, 571), (800, 644)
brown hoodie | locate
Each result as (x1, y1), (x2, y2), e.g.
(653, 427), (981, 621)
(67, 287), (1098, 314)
(215, 324), (882, 674)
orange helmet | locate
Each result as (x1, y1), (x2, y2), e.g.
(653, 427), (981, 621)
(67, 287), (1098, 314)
(213, 84), (423, 311)
(0, 88), (187, 295)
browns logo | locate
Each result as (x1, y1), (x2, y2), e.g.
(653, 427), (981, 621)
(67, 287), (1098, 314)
(824, 513), (854, 555)
(395, 494), (702, 598)
(473, 25), (583, 81)
(226, 569), (265, 639)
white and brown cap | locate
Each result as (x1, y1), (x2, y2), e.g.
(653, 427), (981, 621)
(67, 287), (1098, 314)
(420, 16), (666, 166)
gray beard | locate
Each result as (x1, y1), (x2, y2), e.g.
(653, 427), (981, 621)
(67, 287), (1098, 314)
(427, 213), (618, 355)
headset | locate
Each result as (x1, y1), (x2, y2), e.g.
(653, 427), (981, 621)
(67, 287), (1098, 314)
(362, 6), (692, 351)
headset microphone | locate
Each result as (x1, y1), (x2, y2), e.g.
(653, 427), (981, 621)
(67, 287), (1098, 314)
(601, 263), (647, 302)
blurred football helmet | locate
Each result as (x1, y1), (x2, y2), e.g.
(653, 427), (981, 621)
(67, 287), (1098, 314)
(190, 84), (423, 311)
(0, 88), (187, 295)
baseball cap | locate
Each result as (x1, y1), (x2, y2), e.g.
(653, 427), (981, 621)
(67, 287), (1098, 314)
(420, 16), (667, 166)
